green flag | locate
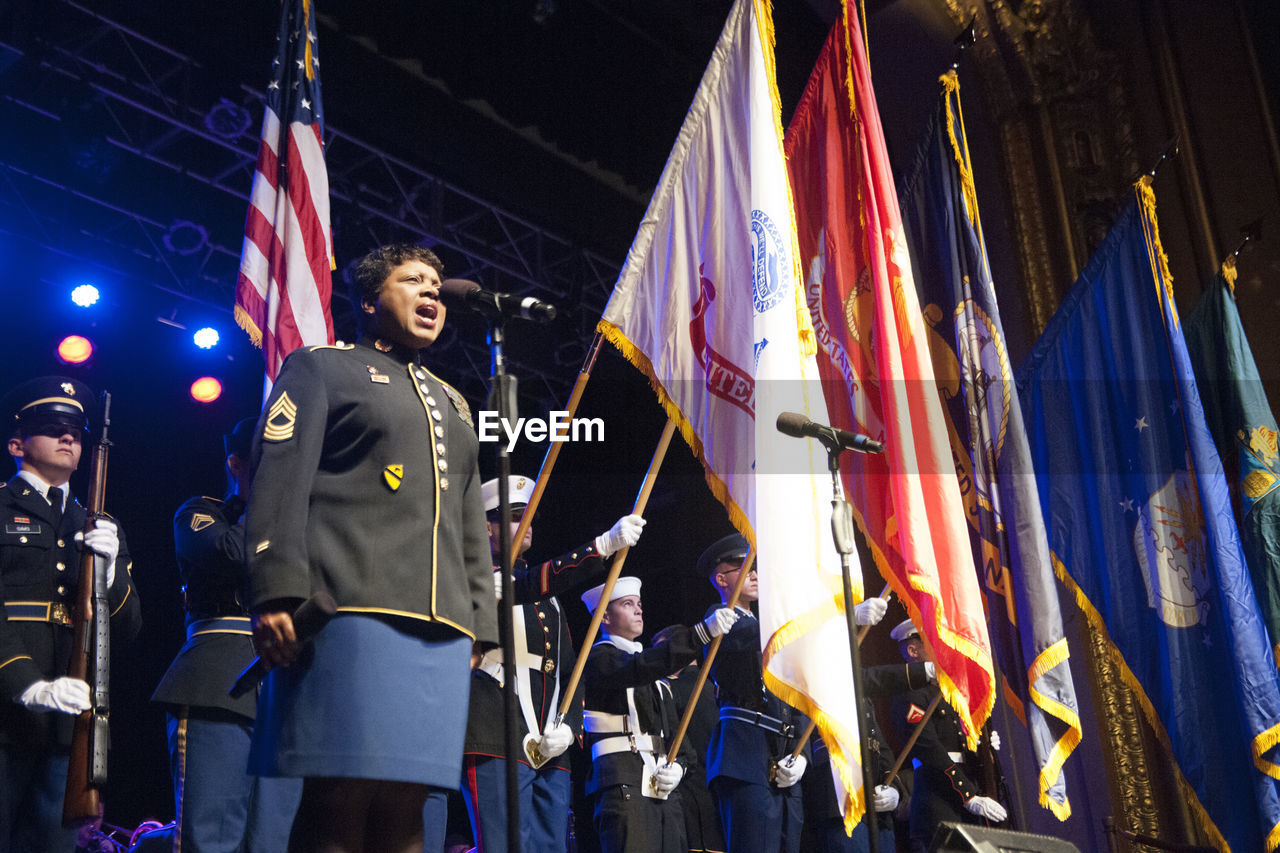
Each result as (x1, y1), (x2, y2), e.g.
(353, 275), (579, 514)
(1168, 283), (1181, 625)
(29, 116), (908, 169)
(1185, 259), (1280, 659)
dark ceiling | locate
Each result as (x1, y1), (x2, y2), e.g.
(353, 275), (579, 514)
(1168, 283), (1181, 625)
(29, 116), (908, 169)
(0, 0), (859, 411)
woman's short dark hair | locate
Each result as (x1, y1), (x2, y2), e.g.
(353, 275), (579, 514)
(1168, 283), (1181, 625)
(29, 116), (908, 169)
(349, 243), (444, 330)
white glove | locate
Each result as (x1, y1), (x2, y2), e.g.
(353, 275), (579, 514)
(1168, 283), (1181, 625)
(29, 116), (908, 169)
(78, 519), (119, 586)
(653, 762), (684, 795)
(852, 597), (887, 626)
(703, 607), (739, 639)
(539, 722), (573, 759)
(595, 515), (646, 558)
(925, 661), (936, 682)
(965, 795), (1007, 823)
(773, 754), (806, 788)
(19, 677), (91, 714)
(493, 570), (503, 600)
(872, 784), (899, 813)
(989, 729), (1001, 751)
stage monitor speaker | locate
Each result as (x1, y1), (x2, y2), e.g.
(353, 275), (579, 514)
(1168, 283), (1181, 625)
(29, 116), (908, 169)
(929, 822), (1082, 853)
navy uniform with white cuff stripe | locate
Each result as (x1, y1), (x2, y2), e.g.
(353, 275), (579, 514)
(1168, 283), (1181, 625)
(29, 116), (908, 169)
(150, 418), (300, 852)
(0, 376), (141, 851)
(582, 577), (722, 853)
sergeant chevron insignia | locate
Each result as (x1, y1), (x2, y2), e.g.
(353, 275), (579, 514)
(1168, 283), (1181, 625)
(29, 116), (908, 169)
(383, 464), (404, 491)
(190, 513), (214, 532)
(263, 392), (297, 442)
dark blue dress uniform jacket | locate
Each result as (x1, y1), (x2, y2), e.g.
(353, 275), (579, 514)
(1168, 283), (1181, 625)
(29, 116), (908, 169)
(0, 476), (142, 750)
(463, 542), (605, 766)
(244, 339), (497, 646)
(151, 493), (257, 718)
(703, 606), (808, 786)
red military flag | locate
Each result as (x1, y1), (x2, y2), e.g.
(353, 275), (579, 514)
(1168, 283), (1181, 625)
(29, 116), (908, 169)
(785, 3), (995, 743)
(236, 0), (334, 392)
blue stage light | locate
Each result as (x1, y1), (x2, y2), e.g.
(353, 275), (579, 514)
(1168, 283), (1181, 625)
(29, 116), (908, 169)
(71, 284), (100, 307)
(193, 327), (220, 349)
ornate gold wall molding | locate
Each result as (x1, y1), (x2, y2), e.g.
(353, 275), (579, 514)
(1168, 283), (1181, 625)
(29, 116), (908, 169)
(934, 0), (1185, 842)
(938, 0), (1139, 336)
(1083, 620), (1161, 839)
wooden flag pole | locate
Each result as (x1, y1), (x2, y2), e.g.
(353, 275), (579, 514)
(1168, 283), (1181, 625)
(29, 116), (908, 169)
(666, 548), (756, 760)
(881, 693), (942, 789)
(788, 583), (890, 761)
(508, 331), (604, 565)
(552, 418), (676, 720)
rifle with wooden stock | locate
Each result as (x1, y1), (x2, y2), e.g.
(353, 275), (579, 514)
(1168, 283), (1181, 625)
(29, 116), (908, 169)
(62, 392), (112, 827)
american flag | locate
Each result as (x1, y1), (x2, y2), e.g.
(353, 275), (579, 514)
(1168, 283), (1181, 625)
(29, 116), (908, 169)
(235, 0), (334, 393)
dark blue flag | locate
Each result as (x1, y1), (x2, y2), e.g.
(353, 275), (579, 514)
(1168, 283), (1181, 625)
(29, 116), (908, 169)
(1185, 261), (1280, 667)
(1018, 178), (1280, 851)
(899, 70), (1080, 821)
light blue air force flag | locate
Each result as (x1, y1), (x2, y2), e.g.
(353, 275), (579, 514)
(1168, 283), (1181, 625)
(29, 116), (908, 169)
(1017, 178), (1280, 851)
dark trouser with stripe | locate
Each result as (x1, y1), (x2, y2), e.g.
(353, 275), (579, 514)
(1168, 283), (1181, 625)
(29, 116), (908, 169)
(593, 783), (687, 853)
(167, 709), (301, 852)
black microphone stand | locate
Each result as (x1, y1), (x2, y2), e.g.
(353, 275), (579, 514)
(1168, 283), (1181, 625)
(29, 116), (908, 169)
(825, 444), (882, 853)
(484, 314), (522, 852)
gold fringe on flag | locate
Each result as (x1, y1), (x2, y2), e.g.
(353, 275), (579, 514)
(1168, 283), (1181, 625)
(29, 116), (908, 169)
(595, 320), (755, 549)
(235, 304), (264, 350)
(1052, 553), (1246, 852)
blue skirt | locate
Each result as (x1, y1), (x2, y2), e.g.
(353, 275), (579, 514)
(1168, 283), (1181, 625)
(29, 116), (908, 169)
(248, 614), (471, 786)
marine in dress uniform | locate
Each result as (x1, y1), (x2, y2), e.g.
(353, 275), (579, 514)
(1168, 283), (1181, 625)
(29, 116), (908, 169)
(458, 474), (646, 852)
(889, 620), (1006, 853)
(697, 535), (808, 853)
(580, 577), (737, 853)
(802, 661), (931, 853)
(245, 244), (498, 853)
(150, 418), (300, 852)
(0, 376), (141, 852)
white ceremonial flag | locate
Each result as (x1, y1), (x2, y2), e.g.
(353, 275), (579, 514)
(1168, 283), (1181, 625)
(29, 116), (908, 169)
(598, 0), (868, 827)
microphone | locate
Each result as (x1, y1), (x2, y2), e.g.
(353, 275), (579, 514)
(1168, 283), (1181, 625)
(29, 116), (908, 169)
(439, 278), (557, 324)
(229, 591), (338, 698)
(775, 412), (884, 454)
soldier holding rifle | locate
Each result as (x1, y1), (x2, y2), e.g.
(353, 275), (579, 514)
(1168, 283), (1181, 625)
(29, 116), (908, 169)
(0, 376), (140, 851)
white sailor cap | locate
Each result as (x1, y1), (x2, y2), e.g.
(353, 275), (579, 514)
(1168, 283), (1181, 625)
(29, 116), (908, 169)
(581, 576), (642, 613)
(890, 618), (920, 643)
(482, 475), (535, 513)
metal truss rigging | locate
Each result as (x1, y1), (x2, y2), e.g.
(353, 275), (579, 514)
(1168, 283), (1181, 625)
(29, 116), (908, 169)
(0, 0), (623, 405)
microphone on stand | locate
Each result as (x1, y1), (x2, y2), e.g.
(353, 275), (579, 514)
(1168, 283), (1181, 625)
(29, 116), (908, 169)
(229, 591), (338, 698)
(440, 278), (557, 324)
(775, 411), (884, 454)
